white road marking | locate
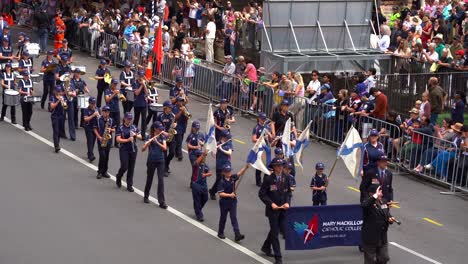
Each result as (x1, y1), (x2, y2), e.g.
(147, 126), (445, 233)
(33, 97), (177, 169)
(5, 118), (445, 264)
(389, 242), (443, 264)
(4, 118), (271, 264)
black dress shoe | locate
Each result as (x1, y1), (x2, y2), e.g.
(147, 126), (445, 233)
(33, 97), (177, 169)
(274, 258), (283, 264)
(143, 197), (150, 203)
(159, 203), (168, 209)
(261, 247), (273, 257)
(210, 193), (216, 200)
(60, 135), (68, 139)
(196, 216), (204, 222)
(11, 120), (16, 124)
(96, 173), (102, 179)
(24, 127), (30, 131)
(54, 147), (61, 153)
(177, 156), (183, 161)
(89, 157), (96, 162)
(127, 186), (134, 192)
(0, 117), (4, 121)
(102, 173), (110, 178)
(70, 138), (76, 141)
(235, 233), (245, 242)
(164, 171), (169, 177)
(217, 233), (226, 239)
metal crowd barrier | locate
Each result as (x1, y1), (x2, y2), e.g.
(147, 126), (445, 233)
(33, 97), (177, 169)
(95, 32), (118, 64)
(397, 130), (460, 189)
(453, 151), (468, 193)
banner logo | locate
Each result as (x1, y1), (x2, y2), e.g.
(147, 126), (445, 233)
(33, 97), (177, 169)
(294, 214), (319, 244)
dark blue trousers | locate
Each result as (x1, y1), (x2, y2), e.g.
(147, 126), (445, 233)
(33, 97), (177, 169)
(262, 211), (286, 258)
(97, 143), (111, 174)
(209, 169), (222, 196)
(145, 160), (165, 203)
(116, 149), (137, 188)
(51, 116), (65, 148)
(192, 183), (208, 218)
(41, 79), (55, 108)
(65, 101), (76, 140)
(218, 199), (239, 235)
(85, 128), (96, 160)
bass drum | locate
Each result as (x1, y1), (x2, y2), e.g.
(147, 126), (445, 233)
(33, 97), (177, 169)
(4, 89), (20, 106)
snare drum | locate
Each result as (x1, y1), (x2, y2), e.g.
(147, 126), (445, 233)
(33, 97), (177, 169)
(77, 94), (90, 109)
(149, 103), (163, 112)
(4, 89), (20, 106)
(30, 74), (41, 82)
(26, 43), (41, 55)
(24, 96), (41, 103)
(71, 65), (86, 73)
(11, 62), (19, 69)
(125, 88), (135, 102)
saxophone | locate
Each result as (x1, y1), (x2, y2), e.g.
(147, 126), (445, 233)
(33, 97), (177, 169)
(101, 118), (112, 147)
(180, 105), (192, 119)
(166, 119), (178, 143)
(224, 111), (232, 130)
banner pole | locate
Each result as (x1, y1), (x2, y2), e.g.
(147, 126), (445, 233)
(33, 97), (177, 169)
(325, 126), (353, 186)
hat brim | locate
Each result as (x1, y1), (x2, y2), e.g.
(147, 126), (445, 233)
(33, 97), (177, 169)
(451, 125), (461, 132)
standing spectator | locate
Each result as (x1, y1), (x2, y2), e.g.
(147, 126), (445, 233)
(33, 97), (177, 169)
(420, 91), (432, 119)
(305, 70), (320, 101)
(188, 0), (200, 37)
(432, 33), (445, 58)
(363, 68), (376, 97)
(173, 24), (187, 51)
(219, 55), (235, 100)
(378, 25), (391, 52)
(369, 88), (388, 120)
(162, 25), (170, 52)
(53, 11), (66, 53)
(33, 9), (49, 55)
(428, 77), (447, 124)
(421, 16), (432, 48)
(422, 43), (440, 63)
(451, 91), (466, 124)
(205, 16), (216, 62)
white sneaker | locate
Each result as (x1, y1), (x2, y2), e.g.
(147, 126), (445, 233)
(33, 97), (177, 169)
(424, 164), (433, 170)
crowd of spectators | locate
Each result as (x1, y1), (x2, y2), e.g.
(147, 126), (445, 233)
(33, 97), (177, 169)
(6, 0), (468, 184)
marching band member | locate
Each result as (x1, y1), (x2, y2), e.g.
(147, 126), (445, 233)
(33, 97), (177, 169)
(119, 60), (135, 112)
(53, 11), (66, 54)
(217, 164), (248, 241)
(83, 97), (98, 162)
(0, 37), (16, 65)
(18, 71), (34, 131)
(169, 76), (188, 104)
(186, 120), (205, 165)
(1, 24), (11, 46)
(15, 32), (26, 58)
(172, 96), (189, 161)
(157, 100), (176, 177)
(56, 39), (73, 64)
(95, 59), (110, 107)
(0, 63), (16, 123)
(105, 79), (122, 147)
(145, 84), (159, 126)
(133, 71), (149, 139)
(214, 98), (235, 141)
(310, 162), (328, 206)
(55, 54), (71, 86)
(142, 121), (168, 208)
(63, 71), (77, 141)
(116, 112), (142, 192)
(40, 50), (56, 109)
(259, 158), (292, 264)
(49, 85), (66, 153)
(191, 149), (211, 221)
(251, 112), (272, 186)
(209, 130), (233, 200)
(70, 68), (90, 127)
(94, 105), (115, 179)
(18, 51), (33, 74)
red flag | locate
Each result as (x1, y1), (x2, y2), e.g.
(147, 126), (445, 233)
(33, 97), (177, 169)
(153, 21), (163, 74)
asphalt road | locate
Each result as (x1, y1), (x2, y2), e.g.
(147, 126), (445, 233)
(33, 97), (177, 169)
(0, 26), (467, 264)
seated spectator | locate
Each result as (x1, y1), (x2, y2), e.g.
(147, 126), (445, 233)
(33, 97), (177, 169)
(437, 48), (453, 67)
(414, 118), (455, 172)
(448, 125), (468, 186)
(424, 123), (464, 179)
(394, 108), (420, 158)
(401, 117), (434, 166)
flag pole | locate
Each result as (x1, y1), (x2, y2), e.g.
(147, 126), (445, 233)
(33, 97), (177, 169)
(325, 126), (354, 186)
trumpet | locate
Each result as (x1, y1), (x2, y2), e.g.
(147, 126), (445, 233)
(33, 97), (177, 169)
(60, 96), (68, 110)
(118, 92), (127, 102)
